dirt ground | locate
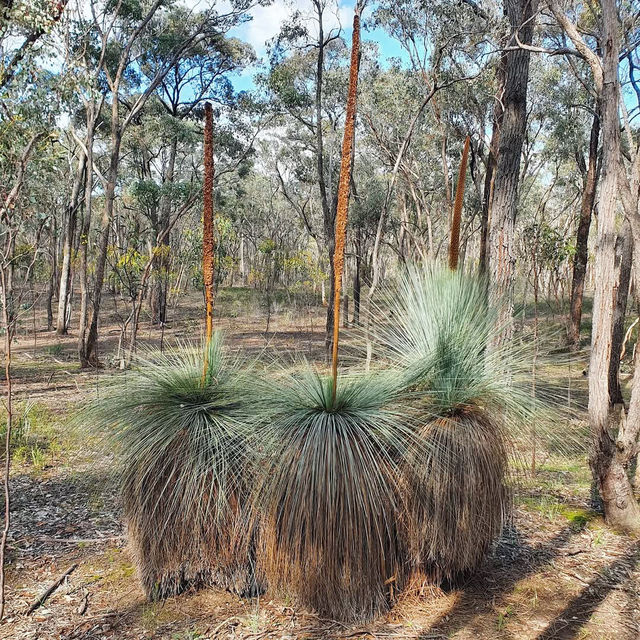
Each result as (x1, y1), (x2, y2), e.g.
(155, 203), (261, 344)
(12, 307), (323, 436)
(1, 289), (639, 640)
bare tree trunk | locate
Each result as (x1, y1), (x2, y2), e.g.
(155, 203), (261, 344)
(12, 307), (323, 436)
(608, 218), (633, 405)
(82, 127), (122, 366)
(488, 0), (537, 335)
(479, 100), (502, 275)
(587, 0), (640, 532)
(57, 152), (86, 334)
(151, 135), (177, 325)
(77, 117), (96, 366)
(46, 218), (57, 331)
(353, 252), (361, 326)
(0, 267), (12, 621)
(125, 195), (195, 367)
(310, 0), (337, 355)
(567, 109), (600, 348)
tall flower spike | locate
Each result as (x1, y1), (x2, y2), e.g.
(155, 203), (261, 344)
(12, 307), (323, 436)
(331, 3), (363, 402)
(448, 135), (470, 271)
(202, 102), (216, 379)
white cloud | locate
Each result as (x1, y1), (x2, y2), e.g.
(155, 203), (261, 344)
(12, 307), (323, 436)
(234, 0), (356, 59)
(242, 0), (291, 55)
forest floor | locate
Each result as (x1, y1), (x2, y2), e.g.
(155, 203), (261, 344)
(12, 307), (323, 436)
(1, 289), (639, 640)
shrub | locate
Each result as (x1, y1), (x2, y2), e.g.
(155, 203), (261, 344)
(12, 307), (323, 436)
(379, 266), (533, 582)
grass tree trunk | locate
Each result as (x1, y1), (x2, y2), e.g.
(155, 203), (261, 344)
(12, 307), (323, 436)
(567, 109), (600, 349)
(488, 0), (537, 335)
(57, 152), (86, 335)
(331, 3), (362, 400)
(608, 219), (633, 406)
(587, 0), (640, 533)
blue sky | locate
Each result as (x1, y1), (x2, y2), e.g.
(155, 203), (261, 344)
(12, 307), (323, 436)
(223, 0), (406, 91)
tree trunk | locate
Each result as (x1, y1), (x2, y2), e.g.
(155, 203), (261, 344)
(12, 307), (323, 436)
(0, 264), (14, 621)
(311, 0), (338, 355)
(81, 127), (122, 366)
(57, 152), (86, 334)
(567, 109), (600, 348)
(78, 116), (96, 366)
(353, 252), (361, 326)
(151, 135), (177, 325)
(587, 0), (640, 533)
(479, 94), (502, 274)
(46, 218), (57, 331)
(487, 0), (537, 335)
(608, 218), (633, 405)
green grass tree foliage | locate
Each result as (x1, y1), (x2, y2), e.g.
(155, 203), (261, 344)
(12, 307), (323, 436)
(249, 367), (425, 622)
(378, 266), (551, 582)
(78, 336), (262, 599)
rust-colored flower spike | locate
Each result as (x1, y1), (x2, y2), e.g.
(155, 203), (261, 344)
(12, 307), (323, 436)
(448, 135), (470, 271)
(202, 102), (215, 379)
(331, 3), (364, 403)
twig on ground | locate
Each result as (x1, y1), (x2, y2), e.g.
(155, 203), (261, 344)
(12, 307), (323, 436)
(37, 536), (124, 544)
(26, 563), (78, 614)
(77, 593), (88, 615)
(210, 615), (240, 637)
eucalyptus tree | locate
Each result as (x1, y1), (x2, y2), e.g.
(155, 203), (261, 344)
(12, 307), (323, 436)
(138, 7), (254, 324)
(72, 0), (257, 367)
(362, 0), (492, 365)
(261, 0), (351, 352)
(487, 0), (538, 339)
(547, 0), (640, 532)
(0, 59), (62, 617)
(0, 0), (69, 89)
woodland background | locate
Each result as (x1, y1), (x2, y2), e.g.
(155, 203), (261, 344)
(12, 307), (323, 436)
(1, 0), (640, 638)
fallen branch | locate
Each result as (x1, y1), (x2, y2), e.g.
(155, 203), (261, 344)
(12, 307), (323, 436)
(209, 615), (239, 637)
(26, 563), (78, 614)
(36, 536), (123, 544)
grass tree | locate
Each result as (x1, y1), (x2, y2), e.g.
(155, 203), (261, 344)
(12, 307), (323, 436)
(77, 103), (261, 599)
(381, 267), (526, 582)
(81, 339), (260, 598)
(248, 1), (424, 621)
(252, 368), (418, 621)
